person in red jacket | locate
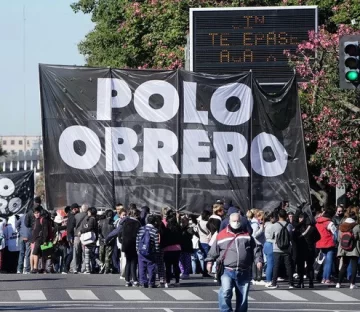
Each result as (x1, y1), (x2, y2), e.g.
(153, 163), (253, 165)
(315, 209), (337, 284)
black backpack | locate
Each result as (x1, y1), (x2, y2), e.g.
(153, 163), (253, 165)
(276, 222), (291, 250)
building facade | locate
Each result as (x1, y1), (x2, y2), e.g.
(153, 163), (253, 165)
(0, 136), (42, 172)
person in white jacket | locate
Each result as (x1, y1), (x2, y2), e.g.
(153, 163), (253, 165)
(194, 210), (211, 277)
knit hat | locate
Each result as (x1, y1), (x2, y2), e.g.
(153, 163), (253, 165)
(345, 218), (356, 224)
(54, 215), (63, 224)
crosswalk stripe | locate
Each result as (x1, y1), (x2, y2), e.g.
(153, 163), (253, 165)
(17, 290), (46, 301)
(313, 290), (359, 302)
(66, 290), (99, 300)
(164, 290), (202, 301)
(265, 290), (307, 301)
(115, 290), (150, 300)
(213, 289), (255, 301)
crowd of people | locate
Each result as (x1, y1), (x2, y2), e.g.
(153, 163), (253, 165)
(1, 197), (360, 309)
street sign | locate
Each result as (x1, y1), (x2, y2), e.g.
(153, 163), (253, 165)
(189, 6), (318, 84)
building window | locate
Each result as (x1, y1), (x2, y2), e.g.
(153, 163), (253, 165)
(11, 150), (15, 154)
(2, 140), (6, 145)
(27, 140), (30, 145)
(10, 140), (15, 145)
(19, 140), (23, 145)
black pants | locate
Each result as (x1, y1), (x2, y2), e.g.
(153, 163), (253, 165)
(164, 251), (181, 284)
(296, 252), (315, 283)
(339, 256), (358, 284)
(125, 252), (138, 283)
(272, 252), (293, 285)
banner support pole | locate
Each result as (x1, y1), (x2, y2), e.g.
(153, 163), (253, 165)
(250, 70), (253, 211)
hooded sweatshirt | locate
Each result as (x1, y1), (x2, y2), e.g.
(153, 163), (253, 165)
(219, 207), (239, 231)
(337, 218), (360, 257)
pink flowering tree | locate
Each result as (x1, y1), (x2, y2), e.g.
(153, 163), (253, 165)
(285, 25), (360, 203)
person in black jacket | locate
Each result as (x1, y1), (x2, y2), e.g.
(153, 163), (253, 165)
(30, 207), (49, 273)
(179, 216), (193, 279)
(79, 207), (104, 274)
(65, 203), (80, 272)
(98, 209), (115, 273)
(161, 210), (182, 287)
(25, 196), (45, 229)
(293, 212), (320, 288)
(119, 207), (141, 286)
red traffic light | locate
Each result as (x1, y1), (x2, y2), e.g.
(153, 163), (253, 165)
(345, 44), (358, 56)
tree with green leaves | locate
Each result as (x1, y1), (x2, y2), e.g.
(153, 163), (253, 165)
(72, 0), (360, 205)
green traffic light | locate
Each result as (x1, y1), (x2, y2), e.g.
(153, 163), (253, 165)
(346, 71), (359, 82)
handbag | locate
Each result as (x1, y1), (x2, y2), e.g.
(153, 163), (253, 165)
(40, 242), (53, 251)
(216, 235), (237, 285)
(80, 231), (96, 246)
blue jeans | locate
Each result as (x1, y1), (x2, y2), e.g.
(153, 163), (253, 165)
(191, 249), (205, 273)
(219, 268), (251, 312)
(17, 239), (31, 273)
(322, 248), (334, 280)
(264, 242), (273, 282)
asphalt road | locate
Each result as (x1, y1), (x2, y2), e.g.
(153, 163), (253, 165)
(0, 274), (359, 312)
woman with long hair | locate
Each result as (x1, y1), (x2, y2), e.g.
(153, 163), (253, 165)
(161, 210), (182, 288)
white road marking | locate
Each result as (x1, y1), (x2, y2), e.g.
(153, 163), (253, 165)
(115, 290), (150, 300)
(313, 290), (359, 302)
(163, 290), (202, 301)
(213, 289), (255, 300)
(66, 290), (99, 300)
(264, 290), (307, 301)
(17, 290), (46, 301)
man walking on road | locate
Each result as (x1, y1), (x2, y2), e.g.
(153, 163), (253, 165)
(206, 212), (262, 312)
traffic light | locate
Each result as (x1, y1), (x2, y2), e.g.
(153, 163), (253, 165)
(340, 35), (360, 89)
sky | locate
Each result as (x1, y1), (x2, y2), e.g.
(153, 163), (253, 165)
(0, 0), (94, 136)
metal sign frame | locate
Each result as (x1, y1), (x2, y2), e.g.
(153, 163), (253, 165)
(189, 6), (318, 85)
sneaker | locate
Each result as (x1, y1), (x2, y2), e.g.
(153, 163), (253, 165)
(265, 282), (272, 287)
(157, 283), (165, 288)
(17, 271), (21, 274)
(277, 277), (285, 282)
(140, 284), (149, 288)
(336, 283), (341, 289)
(62, 272), (68, 275)
(120, 276), (125, 280)
(289, 285), (294, 289)
(165, 283), (170, 288)
(30, 269), (38, 274)
(83, 271), (91, 274)
(324, 280), (334, 285)
(73, 271), (78, 274)
(23, 271), (30, 275)
(99, 263), (106, 274)
(350, 284), (357, 289)
(293, 273), (299, 279)
(257, 280), (266, 286)
(321, 279), (326, 284)
(133, 281), (140, 287)
(125, 282), (132, 287)
(180, 274), (189, 280)
(266, 283), (278, 289)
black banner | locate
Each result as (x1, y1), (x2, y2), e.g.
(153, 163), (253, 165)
(0, 170), (34, 216)
(39, 65), (310, 214)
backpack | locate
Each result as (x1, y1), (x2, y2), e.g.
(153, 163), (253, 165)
(138, 227), (152, 257)
(276, 222), (291, 250)
(340, 230), (355, 251)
